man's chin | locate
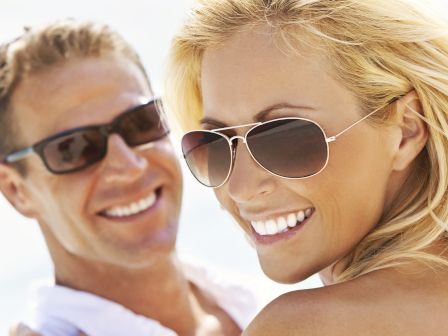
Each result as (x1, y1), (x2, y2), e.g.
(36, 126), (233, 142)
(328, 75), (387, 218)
(93, 237), (178, 269)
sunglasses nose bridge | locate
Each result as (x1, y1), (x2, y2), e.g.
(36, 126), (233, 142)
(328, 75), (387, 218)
(224, 134), (256, 182)
(228, 135), (246, 160)
(103, 123), (126, 145)
(104, 123), (116, 136)
(213, 134), (244, 186)
(229, 135), (246, 143)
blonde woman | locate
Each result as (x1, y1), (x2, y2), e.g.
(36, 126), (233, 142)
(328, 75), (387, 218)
(166, 0), (448, 334)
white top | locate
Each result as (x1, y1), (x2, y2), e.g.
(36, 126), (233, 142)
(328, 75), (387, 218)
(28, 261), (258, 336)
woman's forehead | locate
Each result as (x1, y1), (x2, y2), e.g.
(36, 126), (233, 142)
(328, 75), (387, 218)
(200, 30), (357, 126)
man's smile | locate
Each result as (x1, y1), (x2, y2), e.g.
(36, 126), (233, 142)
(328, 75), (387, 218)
(99, 187), (163, 219)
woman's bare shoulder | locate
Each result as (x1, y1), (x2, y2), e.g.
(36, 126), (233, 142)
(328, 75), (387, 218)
(244, 267), (448, 336)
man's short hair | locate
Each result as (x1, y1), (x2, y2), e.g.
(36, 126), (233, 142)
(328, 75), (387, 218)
(0, 19), (150, 174)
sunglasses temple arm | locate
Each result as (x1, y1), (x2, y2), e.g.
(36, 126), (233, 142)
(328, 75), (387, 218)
(327, 105), (384, 142)
(3, 147), (35, 163)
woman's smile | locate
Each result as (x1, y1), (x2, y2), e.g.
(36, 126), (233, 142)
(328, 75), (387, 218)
(244, 207), (315, 244)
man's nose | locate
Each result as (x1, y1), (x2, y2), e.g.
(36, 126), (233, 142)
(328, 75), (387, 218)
(99, 134), (147, 184)
(225, 140), (275, 203)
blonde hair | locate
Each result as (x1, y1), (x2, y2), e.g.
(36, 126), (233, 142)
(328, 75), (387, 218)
(166, 0), (448, 282)
(0, 19), (150, 174)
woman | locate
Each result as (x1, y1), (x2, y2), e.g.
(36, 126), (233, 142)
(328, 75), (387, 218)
(166, 0), (448, 334)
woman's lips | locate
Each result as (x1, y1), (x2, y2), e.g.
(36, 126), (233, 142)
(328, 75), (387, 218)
(249, 208), (314, 245)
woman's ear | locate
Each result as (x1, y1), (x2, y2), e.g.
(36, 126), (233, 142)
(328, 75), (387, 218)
(0, 163), (38, 218)
(391, 90), (428, 171)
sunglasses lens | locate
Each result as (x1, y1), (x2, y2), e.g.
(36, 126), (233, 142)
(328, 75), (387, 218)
(42, 128), (106, 173)
(181, 131), (232, 187)
(247, 118), (328, 178)
(117, 101), (168, 147)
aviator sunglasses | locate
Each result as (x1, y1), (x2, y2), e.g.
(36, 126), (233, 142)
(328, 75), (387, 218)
(3, 98), (169, 174)
(181, 103), (391, 188)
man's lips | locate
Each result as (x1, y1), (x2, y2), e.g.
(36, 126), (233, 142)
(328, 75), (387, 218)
(98, 187), (162, 218)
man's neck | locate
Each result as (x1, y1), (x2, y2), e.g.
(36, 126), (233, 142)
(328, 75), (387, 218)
(42, 226), (200, 335)
(54, 253), (199, 335)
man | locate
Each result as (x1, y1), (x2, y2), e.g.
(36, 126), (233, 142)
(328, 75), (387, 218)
(0, 20), (256, 336)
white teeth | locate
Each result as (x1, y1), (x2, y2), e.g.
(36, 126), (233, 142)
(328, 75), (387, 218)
(287, 213), (297, 228)
(266, 220), (277, 235)
(138, 199), (147, 209)
(131, 203), (139, 214)
(250, 208), (314, 236)
(257, 221), (267, 235)
(297, 210), (305, 222)
(277, 217), (288, 232)
(104, 192), (157, 218)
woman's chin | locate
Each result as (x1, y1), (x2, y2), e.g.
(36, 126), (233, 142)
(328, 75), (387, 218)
(260, 261), (315, 284)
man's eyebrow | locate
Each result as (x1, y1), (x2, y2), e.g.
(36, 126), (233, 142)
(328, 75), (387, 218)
(200, 103), (315, 128)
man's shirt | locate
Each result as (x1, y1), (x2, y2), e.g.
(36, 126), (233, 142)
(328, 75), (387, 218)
(28, 260), (258, 336)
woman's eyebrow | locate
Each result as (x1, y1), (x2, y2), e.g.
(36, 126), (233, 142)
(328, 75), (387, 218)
(255, 103), (315, 121)
(199, 103), (315, 128)
(199, 117), (228, 129)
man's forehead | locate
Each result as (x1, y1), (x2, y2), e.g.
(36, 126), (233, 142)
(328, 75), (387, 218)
(10, 56), (151, 141)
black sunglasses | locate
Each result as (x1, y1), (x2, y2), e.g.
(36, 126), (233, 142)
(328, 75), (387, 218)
(3, 98), (169, 174)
